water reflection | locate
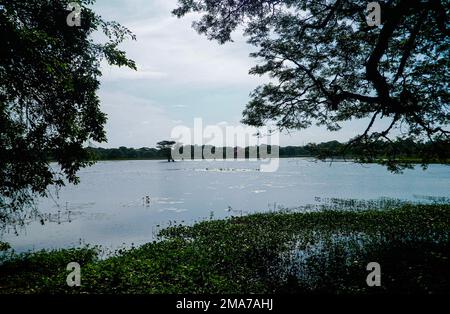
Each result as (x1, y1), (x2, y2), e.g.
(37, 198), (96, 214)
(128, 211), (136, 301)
(1, 159), (449, 252)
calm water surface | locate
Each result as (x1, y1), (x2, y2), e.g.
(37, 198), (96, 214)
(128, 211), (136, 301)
(3, 159), (450, 252)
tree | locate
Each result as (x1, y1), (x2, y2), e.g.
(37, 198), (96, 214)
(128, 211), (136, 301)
(173, 0), (449, 171)
(157, 140), (176, 162)
(0, 0), (136, 223)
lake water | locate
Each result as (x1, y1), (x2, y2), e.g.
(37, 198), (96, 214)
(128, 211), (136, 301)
(2, 159), (450, 253)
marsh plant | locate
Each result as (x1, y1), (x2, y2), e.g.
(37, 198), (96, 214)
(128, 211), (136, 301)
(0, 199), (448, 294)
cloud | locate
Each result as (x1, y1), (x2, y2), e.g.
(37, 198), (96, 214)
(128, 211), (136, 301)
(96, 0), (267, 89)
(97, 91), (176, 148)
(101, 63), (168, 81)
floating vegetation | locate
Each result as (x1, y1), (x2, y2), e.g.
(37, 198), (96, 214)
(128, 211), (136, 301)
(0, 200), (448, 294)
(195, 168), (260, 172)
(157, 208), (188, 213)
(252, 190), (266, 194)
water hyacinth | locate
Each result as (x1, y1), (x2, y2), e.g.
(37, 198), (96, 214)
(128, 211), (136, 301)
(0, 200), (449, 294)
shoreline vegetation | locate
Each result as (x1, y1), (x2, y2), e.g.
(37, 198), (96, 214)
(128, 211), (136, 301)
(1, 200), (449, 294)
(83, 140), (450, 165)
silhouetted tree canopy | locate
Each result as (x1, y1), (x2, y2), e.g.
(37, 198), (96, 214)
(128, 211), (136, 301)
(173, 0), (449, 170)
(0, 0), (136, 219)
(157, 140), (177, 162)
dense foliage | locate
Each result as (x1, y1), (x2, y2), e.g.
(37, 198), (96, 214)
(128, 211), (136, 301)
(173, 0), (450, 171)
(0, 1), (135, 218)
(86, 146), (167, 160)
(1, 203), (449, 294)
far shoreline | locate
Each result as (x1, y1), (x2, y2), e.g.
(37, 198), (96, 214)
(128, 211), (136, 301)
(79, 156), (449, 165)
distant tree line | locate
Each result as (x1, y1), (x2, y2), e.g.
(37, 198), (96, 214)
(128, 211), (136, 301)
(86, 146), (167, 160)
(86, 139), (450, 169)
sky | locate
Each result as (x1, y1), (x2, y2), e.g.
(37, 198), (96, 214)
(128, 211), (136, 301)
(92, 0), (379, 148)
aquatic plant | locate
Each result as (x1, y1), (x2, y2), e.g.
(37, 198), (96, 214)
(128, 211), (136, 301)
(0, 203), (448, 294)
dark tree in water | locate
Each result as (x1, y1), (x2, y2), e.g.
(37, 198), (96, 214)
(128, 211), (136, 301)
(157, 141), (176, 162)
(173, 0), (449, 171)
(0, 0), (136, 222)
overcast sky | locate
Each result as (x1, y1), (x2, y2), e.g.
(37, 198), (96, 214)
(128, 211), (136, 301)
(93, 0), (379, 148)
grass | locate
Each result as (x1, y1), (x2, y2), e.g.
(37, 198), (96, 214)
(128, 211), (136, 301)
(0, 202), (449, 294)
